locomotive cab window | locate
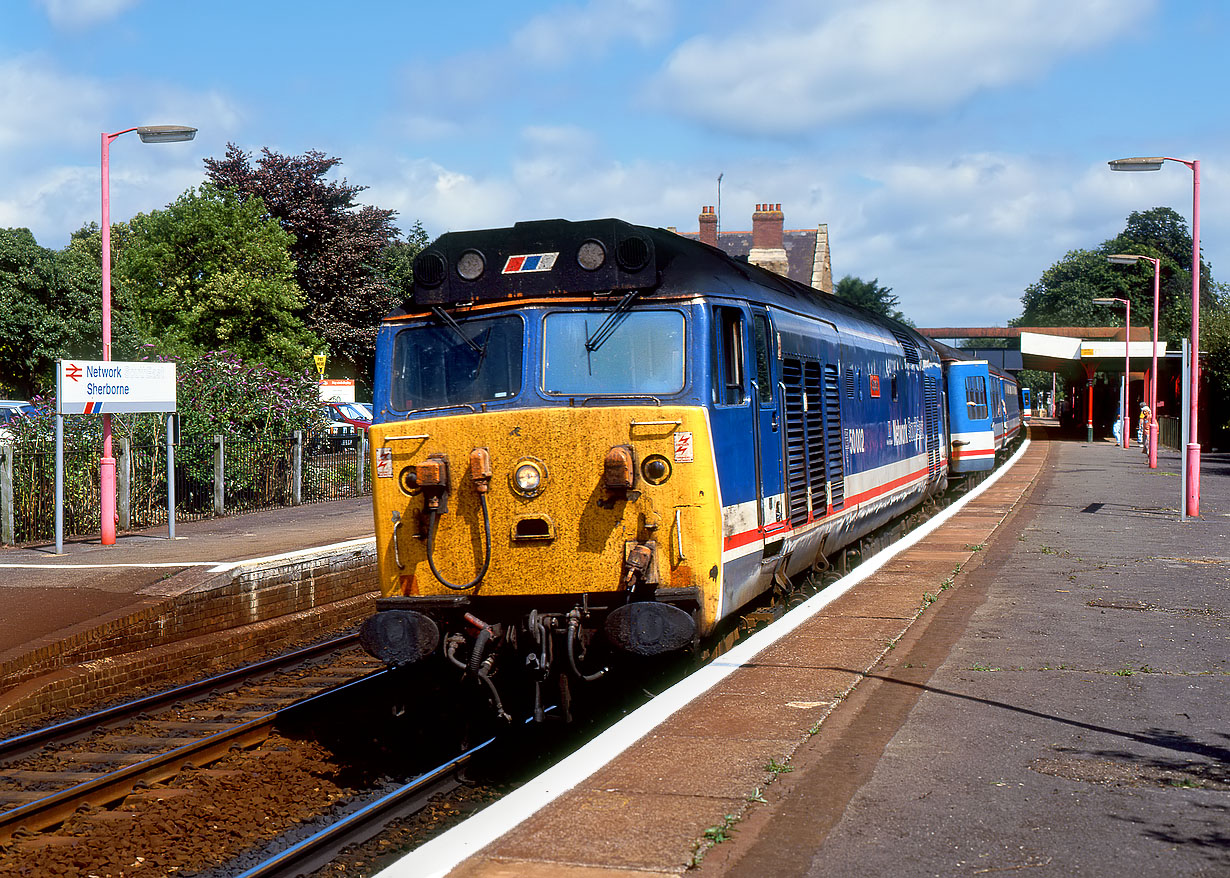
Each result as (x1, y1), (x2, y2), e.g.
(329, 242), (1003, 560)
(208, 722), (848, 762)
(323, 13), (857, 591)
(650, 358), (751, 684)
(543, 309), (685, 395)
(391, 314), (523, 411)
(713, 306), (746, 405)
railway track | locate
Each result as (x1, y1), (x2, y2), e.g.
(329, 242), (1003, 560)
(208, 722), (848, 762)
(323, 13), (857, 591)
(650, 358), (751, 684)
(0, 635), (385, 844)
(0, 445), (1022, 876)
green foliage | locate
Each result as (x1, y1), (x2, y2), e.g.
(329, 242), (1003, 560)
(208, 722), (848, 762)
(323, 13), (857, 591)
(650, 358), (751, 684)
(1017, 248), (1132, 328)
(1016, 206), (1230, 446)
(1200, 292), (1230, 440)
(379, 220), (431, 300)
(834, 275), (912, 324)
(0, 228), (105, 397)
(1017, 208), (1214, 347)
(114, 185), (319, 371)
(10, 350), (323, 447)
(204, 144), (402, 380)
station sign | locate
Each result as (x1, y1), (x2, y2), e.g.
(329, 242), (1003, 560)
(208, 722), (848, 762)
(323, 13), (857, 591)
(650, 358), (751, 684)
(57, 359), (177, 414)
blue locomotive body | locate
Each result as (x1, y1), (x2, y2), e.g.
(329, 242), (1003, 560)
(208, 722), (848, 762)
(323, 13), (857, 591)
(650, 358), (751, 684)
(361, 218), (1018, 713)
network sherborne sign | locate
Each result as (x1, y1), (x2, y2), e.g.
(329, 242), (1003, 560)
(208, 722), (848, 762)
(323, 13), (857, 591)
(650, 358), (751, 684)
(57, 360), (176, 414)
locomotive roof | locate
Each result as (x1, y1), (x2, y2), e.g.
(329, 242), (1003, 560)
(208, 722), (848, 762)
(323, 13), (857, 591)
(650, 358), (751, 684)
(391, 217), (931, 354)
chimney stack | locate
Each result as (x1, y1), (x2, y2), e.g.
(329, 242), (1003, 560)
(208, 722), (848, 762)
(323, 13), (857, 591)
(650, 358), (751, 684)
(752, 203), (784, 250)
(749, 202), (789, 277)
(698, 205), (718, 247)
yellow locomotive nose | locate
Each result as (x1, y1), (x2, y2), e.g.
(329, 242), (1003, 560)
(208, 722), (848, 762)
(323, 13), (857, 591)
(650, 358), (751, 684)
(369, 405), (722, 631)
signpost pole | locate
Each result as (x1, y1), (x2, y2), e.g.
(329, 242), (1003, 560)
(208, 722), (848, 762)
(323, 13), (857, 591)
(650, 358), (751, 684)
(55, 361), (64, 555)
(166, 412), (176, 539)
(1181, 339), (1190, 522)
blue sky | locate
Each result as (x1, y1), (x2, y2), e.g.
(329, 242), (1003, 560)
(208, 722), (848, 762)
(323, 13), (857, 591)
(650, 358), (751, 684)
(2, 0), (1225, 327)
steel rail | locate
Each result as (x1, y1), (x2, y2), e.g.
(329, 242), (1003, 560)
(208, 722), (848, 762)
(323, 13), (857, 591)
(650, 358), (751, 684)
(234, 708), (554, 878)
(0, 633), (360, 762)
(232, 736), (493, 878)
(0, 667), (387, 843)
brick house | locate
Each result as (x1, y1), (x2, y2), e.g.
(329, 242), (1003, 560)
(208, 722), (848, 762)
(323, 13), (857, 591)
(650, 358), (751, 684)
(677, 203), (833, 293)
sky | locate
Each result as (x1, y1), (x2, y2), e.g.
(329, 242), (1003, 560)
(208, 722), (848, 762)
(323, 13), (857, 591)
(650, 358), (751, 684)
(2, 0), (1226, 328)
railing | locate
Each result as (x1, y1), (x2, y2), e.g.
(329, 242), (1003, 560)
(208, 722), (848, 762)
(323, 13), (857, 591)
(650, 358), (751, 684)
(1158, 416), (1181, 451)
(0, 433), (371, 545)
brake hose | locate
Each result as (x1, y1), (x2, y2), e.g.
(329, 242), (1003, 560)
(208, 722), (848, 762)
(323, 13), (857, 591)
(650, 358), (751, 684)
(425, 493), (492, 591)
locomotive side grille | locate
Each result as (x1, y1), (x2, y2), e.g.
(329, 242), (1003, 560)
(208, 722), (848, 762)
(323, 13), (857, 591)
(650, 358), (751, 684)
(891, 328), (921, 365)
(804, 362), (826, 516)
(844, 368), (855, 399)
(782, 358), (809, 527)
(924, 375), (941, 478)
(824, 364), (845, 509)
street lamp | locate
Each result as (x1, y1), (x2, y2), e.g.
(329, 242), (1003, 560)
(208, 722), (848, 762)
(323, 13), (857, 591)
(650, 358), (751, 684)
(1092, 296), (1131, 450)
(100, 124), (196, 546)
(1109, 155), (1200, 516)
(1108, 254), (1161, 468)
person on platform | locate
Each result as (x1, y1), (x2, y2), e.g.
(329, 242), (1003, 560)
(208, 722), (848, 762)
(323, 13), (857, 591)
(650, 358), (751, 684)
(1138, 402), (1150, 452)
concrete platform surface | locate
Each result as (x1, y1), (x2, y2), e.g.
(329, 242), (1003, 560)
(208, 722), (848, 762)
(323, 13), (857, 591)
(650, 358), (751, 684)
(0, 497), (375, 663)
(397, 427), (1227, 878)
(701, 432), (1229, 877)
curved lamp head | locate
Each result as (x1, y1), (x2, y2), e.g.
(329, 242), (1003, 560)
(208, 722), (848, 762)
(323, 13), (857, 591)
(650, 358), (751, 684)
(137, 125), (197, 143)
(1092, 298), (1125, 306)
(1107, 254), (1142, 265)
(1108, 156), (1165, 172)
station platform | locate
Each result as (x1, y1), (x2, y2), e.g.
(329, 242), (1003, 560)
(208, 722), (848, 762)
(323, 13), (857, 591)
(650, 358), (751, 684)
(0, 496), (378, 732)
(384, 426), (1229, 878)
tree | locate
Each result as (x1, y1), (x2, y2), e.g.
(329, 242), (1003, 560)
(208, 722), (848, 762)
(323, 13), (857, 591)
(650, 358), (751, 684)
(1016, 249), (1133, 328)
(1015, 207), (1230, 448)
(834, 275), (911, 323)
(0, 228), (103, 397)
(203, 145), (401, 380)
(1020, 208), (1215, 346)
(378, 220), (431, 300)
(114, 185), (319, 371)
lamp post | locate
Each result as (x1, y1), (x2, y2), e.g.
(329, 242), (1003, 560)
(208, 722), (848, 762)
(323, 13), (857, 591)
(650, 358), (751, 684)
(1108, 254), (1161, 468)
(1108, 155), (1200, 515)
(1092, 297), (1131, 450)
(100, 125), (196, 546)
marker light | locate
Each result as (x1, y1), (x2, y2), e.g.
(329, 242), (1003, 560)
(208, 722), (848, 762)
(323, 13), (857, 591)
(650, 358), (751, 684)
(511, 459), (547, 497)
(577, 239), (606, 271)
(457, 249), (486, 281)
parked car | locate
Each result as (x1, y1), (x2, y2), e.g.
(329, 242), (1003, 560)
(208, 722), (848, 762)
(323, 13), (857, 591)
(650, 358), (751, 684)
(312, 401), (371, 453)
(0, 400), (35, 442)
(321, 401), (372, 431)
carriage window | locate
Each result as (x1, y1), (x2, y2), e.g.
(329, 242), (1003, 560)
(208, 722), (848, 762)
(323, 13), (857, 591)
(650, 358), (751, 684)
(712, 306), (746, 405)
(543, 310), (685, 395)
(965, 375), (988, 420)
(391, 315), (524, 411)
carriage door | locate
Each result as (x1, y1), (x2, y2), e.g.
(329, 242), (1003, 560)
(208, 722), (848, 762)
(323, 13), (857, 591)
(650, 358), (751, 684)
(751, 308), (784, 530)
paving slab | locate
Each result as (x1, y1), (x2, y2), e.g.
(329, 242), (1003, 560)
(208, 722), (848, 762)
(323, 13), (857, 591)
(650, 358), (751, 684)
(446, 433), (1049, 878)
(704, 431), (1229, 877)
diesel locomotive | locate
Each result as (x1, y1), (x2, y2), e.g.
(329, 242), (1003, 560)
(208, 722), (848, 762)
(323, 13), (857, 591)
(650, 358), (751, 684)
(359, 217), (1019, 719)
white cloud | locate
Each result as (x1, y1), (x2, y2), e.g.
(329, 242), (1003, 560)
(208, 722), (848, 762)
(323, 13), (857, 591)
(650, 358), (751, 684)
(510, 0), (672, 66)
(655, 0), (1155, 133)
(0, 56), (109, 149)
(0, 55), (242, 246)
(36, 0), (141, 28)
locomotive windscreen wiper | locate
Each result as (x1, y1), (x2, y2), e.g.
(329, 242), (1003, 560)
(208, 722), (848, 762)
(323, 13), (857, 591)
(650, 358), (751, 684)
(431, 306), (488, 358)
(584, 290), (641, 353)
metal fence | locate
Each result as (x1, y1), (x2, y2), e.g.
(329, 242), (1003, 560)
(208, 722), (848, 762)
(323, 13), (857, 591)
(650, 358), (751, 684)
(1158, 416), (1181, 451)
(0, 433), (370, 545)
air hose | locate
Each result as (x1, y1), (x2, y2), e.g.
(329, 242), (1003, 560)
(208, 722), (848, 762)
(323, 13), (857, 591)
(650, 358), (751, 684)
(567, 612), (607, 682)
(425, 493), (492, 591)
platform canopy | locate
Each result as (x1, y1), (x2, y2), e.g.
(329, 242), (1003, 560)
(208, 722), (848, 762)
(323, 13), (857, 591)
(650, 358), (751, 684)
(917, 326), (1175, 380)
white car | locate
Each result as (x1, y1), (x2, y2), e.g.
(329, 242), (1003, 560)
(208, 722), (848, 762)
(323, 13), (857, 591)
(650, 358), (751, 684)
(0, 400), (35, 443)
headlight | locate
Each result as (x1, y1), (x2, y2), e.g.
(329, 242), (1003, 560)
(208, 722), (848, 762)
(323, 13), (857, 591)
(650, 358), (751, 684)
(510, 459), (548, 498)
